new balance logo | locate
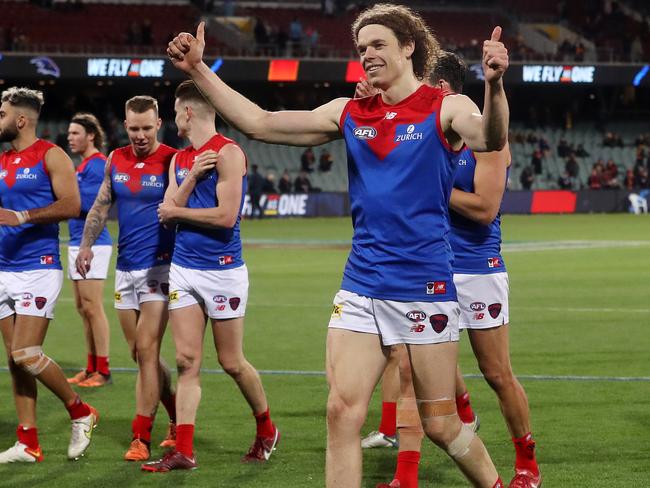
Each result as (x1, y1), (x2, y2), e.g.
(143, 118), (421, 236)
(385, 112), (397, 119)
(134, 162), (145, 169)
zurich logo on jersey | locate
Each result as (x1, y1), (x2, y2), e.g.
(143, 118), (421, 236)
(114, 173), (130, 183)
(395, 123), (424, 142)
(17, 167), (37, 180)
(353, 126), (377, 140)
(142, 174), (164, 188)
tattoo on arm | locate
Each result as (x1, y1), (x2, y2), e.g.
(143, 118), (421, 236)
(80, 159), (113, 247)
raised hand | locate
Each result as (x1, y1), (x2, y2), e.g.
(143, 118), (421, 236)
(167, 21), (206, 74)
(483, 26), (509, 84)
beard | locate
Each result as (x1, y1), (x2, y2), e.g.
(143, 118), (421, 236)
(0, 124), (19, 143)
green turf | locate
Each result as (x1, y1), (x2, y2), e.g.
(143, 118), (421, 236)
(0, 214), (649, 487)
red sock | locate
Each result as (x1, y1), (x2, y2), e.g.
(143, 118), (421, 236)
(161, 393), (177, 423)
(378, 401), (397, 437)
(132, 415), (154, 443)
(66, 395), (91, 420)
(394, 450), (420, 488)
(455, 392), (476, 424)
(254, 408), (275, 438)
(86, 354), (96, 373)
(492, 478), (504, 488)
(95, 356), (110, 376)
(513, 432), (539, 476)
(16, 425), (39, 449)
(176, 424), (195, 457)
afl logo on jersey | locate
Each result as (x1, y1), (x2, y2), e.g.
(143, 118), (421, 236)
(353, 126), (377, 140)
(114, 173), (130, 183)
(177, 168), (189, 179)
(0, 170), (7, 180)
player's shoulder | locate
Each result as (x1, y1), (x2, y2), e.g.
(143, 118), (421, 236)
(158, 143), (179, 157)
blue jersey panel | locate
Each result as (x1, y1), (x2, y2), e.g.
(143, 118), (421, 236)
(0, 140), (61, 271)
(68, 153), (111, 246)
(339, 86), (458, 302)
(449, 148), (506, 274)
(172, 134), (246, 270)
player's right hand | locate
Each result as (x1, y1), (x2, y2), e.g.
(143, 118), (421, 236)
(168, 21), (206, 73)
(75, 247), (94, 279)
(354, 79), (378, 99)
(189, 149), (219, 179)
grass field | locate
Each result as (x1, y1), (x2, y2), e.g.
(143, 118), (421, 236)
(0, 214), (649, 487)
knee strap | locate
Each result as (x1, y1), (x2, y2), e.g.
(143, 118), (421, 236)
(12, 346), (51, 375)
(416, 398), (456, 423)
(396, 397), (423, 434)
(447, 423), (475, 460)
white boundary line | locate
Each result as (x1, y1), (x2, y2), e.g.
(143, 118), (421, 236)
(0, 367), (647, 382)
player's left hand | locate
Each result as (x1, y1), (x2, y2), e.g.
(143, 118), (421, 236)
(0, 208), (23, 226)
(483, 26), (509, 84)
(158, 199), (178, 225)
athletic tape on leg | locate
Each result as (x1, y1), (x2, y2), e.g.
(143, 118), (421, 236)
(416, 398), (456, 421)
(447, 423), (475, 460)
(397, 397), (423, 434)
(12, 346), (51, 375)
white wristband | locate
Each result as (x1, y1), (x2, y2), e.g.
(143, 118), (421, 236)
(11, 210), (30, 225)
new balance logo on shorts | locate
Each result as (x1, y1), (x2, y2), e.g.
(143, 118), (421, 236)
(426, 281), (446, 295)
(487, 257), (502, 268)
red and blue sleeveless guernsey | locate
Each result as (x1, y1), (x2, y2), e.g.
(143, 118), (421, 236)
(339, 85), (458, 302)
(110, 143), (176, 271)
(68, 152), (111, 247)
(0, 139), (62, 271)
(172, 134), (246, 270)
(449, 148), (506, 275)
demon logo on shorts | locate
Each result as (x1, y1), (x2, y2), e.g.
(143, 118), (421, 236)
(229, 297), (241, 311)
(160, 283), (169, 295)
(429, 314), (448, 333)
(35, 297), (47, 310)
(488, 303), (502, 319)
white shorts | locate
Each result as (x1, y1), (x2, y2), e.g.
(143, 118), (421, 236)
(168, 263), (248, 319)
(114, 265), (170, 310)
(454, 272), (509, 330)
(67, 245), (112, 280)
(327, 289), (460, 346)
(0, 269), (63, 320)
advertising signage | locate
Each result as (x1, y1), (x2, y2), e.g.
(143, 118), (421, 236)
(0, 54), (648, 87)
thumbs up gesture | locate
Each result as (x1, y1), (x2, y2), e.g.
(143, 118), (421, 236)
(167, 21), (207, 74)
(483, 26), (509, 84)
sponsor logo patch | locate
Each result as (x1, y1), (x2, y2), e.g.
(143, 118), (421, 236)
(353, 126), (377, 140)
(218, 255), (234, 266)
(160, 283), (169, 295)
(405, 310), (426, 322)
(114, 292), (122, 301)
(470, 302), (486, 311)
(134, 162), (145, 169)
(168, 290), (179, 302)
(426, 281), (447, 295)
(229, 297), (241, 311)
(473, 313), (485, 320)
(331, 304), (343, 319)
(40, 255), (54, 265)
(0, 170), (7, 180)
(217, 305), (226, 311)
(147, 279), (158, 292)
(384, 112), (397, 120)
(213, 295), (227, 303)
(35, 297), (47, 310)
(430, 314), (448, 333)
(488, 303), (502, 319)
(22, 301), (31, 307)
(114, 173), (130, 183)
(409, 324), (426, 333)
(22, 292), (33, 300)
(487, 257), (502, 268)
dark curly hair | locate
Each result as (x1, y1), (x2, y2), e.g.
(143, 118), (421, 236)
(351, 3), (440, 80)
